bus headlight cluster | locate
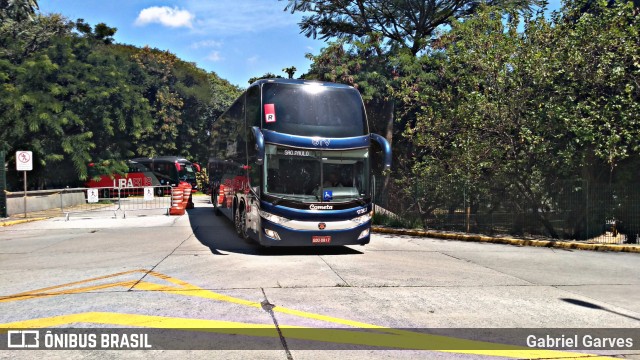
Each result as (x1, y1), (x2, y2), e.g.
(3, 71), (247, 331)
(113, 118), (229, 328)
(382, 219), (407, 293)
(259, 210), (290, 225)
(352, 212), (372, 225)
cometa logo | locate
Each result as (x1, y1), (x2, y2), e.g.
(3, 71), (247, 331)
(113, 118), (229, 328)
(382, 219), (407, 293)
(309, 204), (333, 210)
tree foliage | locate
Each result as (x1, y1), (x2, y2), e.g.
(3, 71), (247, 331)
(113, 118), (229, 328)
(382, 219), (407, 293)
(0, 13), (240, 189)
(0, 0), (38, 21)
(395, 0), (640, 236)
(248, 72), (284, 84)
(285, 0), (543, 55)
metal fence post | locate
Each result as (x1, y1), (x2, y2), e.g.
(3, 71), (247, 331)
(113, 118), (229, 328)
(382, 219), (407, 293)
(586, 180), (589, 240)
(0, 151), (6, 218)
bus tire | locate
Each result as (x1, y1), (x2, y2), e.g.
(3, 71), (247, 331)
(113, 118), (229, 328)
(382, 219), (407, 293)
(235, 204), (249, 240)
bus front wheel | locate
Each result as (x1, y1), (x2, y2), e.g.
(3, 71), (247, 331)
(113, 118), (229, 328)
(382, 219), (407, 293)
(235, 206), (248, 240)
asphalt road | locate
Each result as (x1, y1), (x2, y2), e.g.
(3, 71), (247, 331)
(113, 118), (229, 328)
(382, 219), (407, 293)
(0, 196), (639, 359)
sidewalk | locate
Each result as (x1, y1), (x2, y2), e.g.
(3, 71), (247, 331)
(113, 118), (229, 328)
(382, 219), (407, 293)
(372, 226), (640, 253)
(0, 207), (63, 226)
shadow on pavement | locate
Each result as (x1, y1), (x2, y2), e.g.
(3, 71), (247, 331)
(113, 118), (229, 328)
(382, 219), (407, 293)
(560, 298), (640, 322)
(186, 201), (363, 256)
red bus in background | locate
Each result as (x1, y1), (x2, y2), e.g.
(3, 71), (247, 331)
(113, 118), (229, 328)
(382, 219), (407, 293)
(131, 156), (201, 192)
(86, 160), (161, 198)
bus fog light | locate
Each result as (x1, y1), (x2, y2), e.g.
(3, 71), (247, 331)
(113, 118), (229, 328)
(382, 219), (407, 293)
(265, 229), (281, 240)
(358, 228), (370, 239)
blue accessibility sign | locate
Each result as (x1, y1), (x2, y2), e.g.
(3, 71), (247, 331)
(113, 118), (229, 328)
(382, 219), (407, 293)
(323, 190), (333, 201)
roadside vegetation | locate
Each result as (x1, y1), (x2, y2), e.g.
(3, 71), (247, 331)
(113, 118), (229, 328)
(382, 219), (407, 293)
(2, 0), (639, 239)
(0, 2), (241, 188)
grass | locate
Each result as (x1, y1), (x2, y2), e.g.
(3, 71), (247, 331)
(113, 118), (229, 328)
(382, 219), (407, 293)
(372, 211), (423, 229)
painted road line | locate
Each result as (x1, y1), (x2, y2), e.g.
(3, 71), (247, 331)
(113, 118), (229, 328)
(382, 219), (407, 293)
(0, 217), (50, 227)
(0, 270), (620, 358)
(0, 312), (616, 359)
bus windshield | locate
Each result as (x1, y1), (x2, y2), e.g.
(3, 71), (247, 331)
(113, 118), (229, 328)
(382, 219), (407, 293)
(264, 145), (370, 203)
(178, 163), (196, 182)
(262, 83), (367, 138)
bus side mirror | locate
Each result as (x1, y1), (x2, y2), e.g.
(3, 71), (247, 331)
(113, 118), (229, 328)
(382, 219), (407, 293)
(193, 163), (201, 172)
(252, 126), (265, 165)
(370, 133), (392, 171)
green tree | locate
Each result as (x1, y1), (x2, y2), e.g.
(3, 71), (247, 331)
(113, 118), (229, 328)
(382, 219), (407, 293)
(286, 0), (542, 56)
(399, 0), (640, 236)
(248, 72), (283, 84)
(0, 0), (38, 21)
(0, 16), (154, 186)
(290, 0), (542, 198)
(282, 66), (297, 79)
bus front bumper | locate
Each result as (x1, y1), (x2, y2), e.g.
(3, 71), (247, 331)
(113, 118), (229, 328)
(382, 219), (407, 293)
(259, 219), (371, 246)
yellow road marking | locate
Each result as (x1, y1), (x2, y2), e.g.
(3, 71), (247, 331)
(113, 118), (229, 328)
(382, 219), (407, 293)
(0, 312), (615, 359)
(0, 270), (619, 359)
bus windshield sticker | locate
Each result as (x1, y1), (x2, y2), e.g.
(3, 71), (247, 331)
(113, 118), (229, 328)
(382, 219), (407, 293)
(264, 103), (276, 123)
(323, 190), (333, 201)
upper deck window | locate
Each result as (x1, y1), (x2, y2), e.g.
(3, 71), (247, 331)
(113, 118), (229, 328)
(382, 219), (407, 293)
(262, 83), (367, 138)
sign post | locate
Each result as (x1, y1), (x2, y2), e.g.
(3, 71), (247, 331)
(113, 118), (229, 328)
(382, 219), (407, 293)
(16, 151), (33, 218)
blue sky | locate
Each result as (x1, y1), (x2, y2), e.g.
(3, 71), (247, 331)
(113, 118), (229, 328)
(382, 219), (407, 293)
(38, 0), (327, 87)
(38, 1), (563, 88)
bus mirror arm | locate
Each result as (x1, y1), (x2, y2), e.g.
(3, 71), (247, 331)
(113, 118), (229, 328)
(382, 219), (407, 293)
(370, 133), (392, 171)
(252, 126), (265, 165)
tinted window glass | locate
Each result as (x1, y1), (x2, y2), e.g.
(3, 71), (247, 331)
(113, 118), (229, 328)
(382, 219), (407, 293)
(262, 83), (367, 138)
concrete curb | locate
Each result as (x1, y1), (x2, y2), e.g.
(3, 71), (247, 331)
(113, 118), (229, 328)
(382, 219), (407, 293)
(0, 217), (50, 227)
(372, 226), (640, 253)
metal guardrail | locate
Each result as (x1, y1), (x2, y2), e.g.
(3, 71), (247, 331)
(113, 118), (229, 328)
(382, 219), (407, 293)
(62, 186), (173, 220)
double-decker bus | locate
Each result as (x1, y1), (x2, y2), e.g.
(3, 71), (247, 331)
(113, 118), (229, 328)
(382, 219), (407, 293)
(209, 79), (391, 246)
(132, 156), (200, 192)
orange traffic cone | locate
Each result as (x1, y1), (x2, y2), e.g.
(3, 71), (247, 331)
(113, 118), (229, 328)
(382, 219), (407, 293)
(169, 187), (185, 215)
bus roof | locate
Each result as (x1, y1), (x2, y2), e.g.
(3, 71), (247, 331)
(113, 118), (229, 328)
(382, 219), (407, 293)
(132, 156), (192, 164)
(248, 78), (356, 90)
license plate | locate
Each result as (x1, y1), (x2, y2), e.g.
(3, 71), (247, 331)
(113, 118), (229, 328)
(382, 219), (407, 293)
(312, 236), (331, 244)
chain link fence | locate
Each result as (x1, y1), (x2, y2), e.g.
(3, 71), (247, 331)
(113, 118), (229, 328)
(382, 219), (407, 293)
(373, 177), (639, 244)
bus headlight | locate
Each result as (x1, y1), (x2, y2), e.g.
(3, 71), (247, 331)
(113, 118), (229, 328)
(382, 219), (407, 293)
(358, 228), (370, 239)
(352, 212), (372, 225)
(259, 210), (290, 225)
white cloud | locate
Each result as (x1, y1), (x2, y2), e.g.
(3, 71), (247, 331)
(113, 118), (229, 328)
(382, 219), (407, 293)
(207, 51), (223, 62)
(247, 55), (259, 64)
(135, 6), (194, 28)
(191, 40), (223, 49)
(185, 0), (300, 34)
